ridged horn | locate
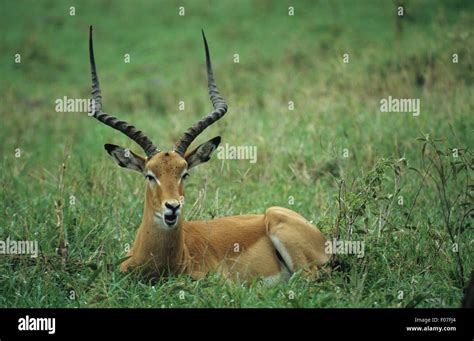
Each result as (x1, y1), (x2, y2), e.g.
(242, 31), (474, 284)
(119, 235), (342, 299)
(89, 26), (159, 158)
(174, 30), (228, 156)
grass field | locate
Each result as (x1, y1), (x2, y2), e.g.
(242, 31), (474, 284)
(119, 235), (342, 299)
(0, 0), (473, 308)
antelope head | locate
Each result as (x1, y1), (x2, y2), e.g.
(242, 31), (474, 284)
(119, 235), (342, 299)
(88, 26), (228, 229)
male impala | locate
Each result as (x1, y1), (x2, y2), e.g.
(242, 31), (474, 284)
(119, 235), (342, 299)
(87, 26), (329, 283)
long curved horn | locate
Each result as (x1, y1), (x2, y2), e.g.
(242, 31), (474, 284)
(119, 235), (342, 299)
(89, 26), (159, 158)
(174, 30), (228, 156)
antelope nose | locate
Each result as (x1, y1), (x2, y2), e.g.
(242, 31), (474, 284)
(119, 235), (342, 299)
(165, 201), (181, 212)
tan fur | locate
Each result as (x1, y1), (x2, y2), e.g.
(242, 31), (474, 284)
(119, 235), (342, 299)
(119, 151), (329, 283)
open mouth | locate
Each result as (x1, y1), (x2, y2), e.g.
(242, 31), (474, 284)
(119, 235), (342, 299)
(164, 213), (177, 226)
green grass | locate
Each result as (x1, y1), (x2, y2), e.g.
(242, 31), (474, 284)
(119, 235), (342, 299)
(0, 0), (472, 308)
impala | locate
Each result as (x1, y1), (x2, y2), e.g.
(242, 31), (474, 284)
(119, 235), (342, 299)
(87, 26), (329, 283)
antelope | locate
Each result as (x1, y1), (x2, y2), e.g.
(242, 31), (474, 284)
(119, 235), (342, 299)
(87, 26), (329, 284)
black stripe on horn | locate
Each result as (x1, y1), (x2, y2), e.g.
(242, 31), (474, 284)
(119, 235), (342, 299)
(174, 30), (228, 156)
(89, 26), (159, 158)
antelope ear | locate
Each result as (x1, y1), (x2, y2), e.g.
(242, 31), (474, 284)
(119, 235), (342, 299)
(184, 136), (221, 170)
(104, 144), (145, 173)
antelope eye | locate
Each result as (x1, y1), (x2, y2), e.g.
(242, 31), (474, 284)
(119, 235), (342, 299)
(182, 172), (190, 181)
(146, 174), (155, 182)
